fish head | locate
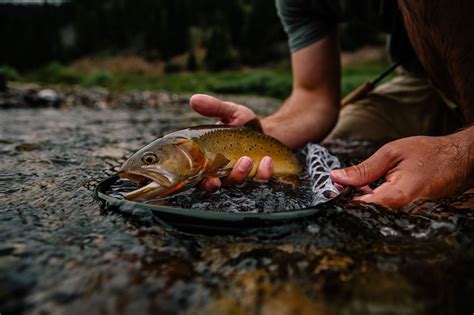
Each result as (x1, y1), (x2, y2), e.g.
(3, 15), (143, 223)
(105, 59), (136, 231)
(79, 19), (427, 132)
(118, 137), (207, 200)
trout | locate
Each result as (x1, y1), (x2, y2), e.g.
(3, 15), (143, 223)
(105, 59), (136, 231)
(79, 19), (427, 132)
(118, 121), (301, 201)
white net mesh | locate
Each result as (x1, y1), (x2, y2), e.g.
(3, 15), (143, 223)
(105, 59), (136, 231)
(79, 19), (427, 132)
(301, 143), (341, 206)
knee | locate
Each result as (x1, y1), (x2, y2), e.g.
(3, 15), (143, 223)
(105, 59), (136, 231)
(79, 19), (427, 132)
(326, 104), (397, 142)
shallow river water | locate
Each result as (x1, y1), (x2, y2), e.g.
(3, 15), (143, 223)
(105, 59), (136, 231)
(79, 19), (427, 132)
(1, 91), (473, 315)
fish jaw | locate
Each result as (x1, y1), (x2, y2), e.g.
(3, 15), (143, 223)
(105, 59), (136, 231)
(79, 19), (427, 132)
(118, 170), (176, 201)
(124, 181), (164, 201)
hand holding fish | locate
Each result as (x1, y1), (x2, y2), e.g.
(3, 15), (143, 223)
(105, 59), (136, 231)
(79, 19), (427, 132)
(190, 94), (274, 192)
(190, 95), (474, 208)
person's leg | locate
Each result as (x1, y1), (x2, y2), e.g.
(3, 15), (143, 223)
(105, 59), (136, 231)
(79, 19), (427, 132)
(327, 71), (464, 143)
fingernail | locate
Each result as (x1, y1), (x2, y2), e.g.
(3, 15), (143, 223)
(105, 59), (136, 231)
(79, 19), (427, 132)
(261, 156), (273, 169)
(334, 183), (344, 192)
(331, 169), (347, 179)
(238, 157), (253, 172)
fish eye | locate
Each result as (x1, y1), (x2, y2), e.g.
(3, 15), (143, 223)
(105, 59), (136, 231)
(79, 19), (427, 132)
(142, 152), (158, 165)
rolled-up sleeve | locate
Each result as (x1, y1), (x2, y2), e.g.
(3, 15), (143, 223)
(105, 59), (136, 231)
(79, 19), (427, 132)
(276, 0), (344, 52)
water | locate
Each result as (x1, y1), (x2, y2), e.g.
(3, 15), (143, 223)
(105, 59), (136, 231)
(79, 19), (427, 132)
(1, 91), (473, 314)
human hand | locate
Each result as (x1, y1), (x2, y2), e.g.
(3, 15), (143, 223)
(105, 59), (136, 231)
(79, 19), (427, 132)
(189, 94), (273, 192)
(330, 130), (474, 208)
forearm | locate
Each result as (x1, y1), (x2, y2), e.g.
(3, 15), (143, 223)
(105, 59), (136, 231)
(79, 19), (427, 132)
(262, 90), (339, 149)
(261, 32), (341, 149)
(448, 125), (474, 188)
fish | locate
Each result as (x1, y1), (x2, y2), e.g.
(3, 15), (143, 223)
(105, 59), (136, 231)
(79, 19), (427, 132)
(118, 120), (301, 201)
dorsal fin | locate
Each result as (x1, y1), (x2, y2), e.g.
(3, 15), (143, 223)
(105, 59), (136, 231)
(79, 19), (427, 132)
(244, 118), (263, 132)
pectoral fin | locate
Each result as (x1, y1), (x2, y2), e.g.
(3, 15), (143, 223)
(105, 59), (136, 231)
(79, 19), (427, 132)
(204, 153), (231, 178)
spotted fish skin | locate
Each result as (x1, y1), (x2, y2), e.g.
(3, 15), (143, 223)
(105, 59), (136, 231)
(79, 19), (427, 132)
(184, 126), (301, 177)
(119, 124), (301, 200)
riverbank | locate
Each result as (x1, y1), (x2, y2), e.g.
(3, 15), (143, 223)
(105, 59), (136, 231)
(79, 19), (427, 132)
(1, 47), (393, 100)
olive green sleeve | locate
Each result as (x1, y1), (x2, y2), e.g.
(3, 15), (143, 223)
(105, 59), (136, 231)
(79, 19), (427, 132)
(275, 0), (344, 52)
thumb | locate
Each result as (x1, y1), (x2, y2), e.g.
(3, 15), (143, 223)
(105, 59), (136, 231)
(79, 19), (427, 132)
(330, 146), (399, 187)
(190, 94), (240, 123)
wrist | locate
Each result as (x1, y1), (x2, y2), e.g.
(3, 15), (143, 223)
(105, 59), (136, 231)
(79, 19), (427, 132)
(447, 126), (474, 187)
(262, 110), (337, 149)
(261, 97), (339, 148)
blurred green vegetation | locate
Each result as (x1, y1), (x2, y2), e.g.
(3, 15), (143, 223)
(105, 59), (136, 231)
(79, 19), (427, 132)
(82, 70), (114, 87)
(0, 65), (20, 81)
(29, 62), (82, 85)
(16, 57), (394, 99)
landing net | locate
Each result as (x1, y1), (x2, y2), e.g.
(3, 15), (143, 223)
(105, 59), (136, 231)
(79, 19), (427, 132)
(302, 143), (341, 206)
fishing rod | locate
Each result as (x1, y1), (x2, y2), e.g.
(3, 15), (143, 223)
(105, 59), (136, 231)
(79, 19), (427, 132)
(341, 61), (401, 107)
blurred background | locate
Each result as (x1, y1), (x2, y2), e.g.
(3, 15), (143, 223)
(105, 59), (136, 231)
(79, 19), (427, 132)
(0, 0), (389, 99)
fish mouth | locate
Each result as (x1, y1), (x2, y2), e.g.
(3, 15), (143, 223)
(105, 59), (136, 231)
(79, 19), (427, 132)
(118, 170), (173, 201)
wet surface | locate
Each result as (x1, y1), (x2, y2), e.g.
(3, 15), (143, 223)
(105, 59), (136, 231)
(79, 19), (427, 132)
(108, 176), (314, 213)
(1, 88), (473, 315)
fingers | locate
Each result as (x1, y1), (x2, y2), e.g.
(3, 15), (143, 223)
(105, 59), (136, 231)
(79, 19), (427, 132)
(255, 156), (273, 181)
(199, 177), (221, 193)
(222, 156), (254, 186)
(354, 182), (409, 209)
(190, 94), (238, 123)
(189, 94), (256, 125)
(357, 185), (374, 195)
(223, 156), (272, 185)
(200, 156), (273, 192)
(330, 145), (400, 187)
